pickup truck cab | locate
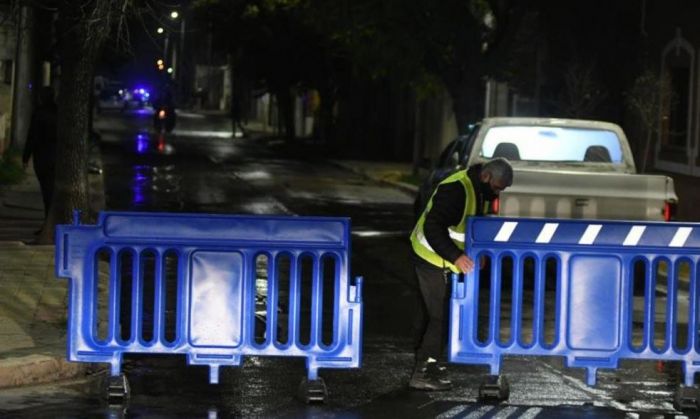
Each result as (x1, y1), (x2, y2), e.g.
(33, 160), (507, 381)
(416, 117), (678, 222)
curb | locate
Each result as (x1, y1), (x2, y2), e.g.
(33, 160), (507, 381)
(329, 160), (419, 196)
(0, 354), (89, 389)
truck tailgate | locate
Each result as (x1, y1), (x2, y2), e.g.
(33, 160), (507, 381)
(499, 169), (677, 221)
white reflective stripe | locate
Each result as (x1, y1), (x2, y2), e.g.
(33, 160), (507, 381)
(449, 229), (465, 243)
(579, 224), (602, 245)
(464, 406), (495, 419)
(494, 221), (518, 242)
(492, 406), (519, 418)
(670, 227), (693, 247)
(417, 230), (436, 252)
(436, 406), (468, 419)
(520, 408), (543, 419)
(623, 225), (646, 246)
(535, 223), (559, 243)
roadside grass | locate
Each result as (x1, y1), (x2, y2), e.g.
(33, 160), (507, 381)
(0, 148), (25, 185)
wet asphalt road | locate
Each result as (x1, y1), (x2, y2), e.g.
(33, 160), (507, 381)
(0, 109), (697, 418)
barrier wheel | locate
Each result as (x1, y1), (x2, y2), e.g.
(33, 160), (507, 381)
(674, 384), (700, 411)
(106, 373), (130, 406)
(297, 377), (327, 404)
(479, 375), (510, 401)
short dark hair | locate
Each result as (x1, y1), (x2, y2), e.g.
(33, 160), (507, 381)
(483, 157), (513, 185)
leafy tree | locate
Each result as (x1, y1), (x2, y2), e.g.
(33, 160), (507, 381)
(625, 69), (672, 172)
(35, 0), (132, 243)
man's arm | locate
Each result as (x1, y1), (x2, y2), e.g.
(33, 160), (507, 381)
(423, 182), (465, 265)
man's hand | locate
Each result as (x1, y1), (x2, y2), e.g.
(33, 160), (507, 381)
(453, 254), (475, 273)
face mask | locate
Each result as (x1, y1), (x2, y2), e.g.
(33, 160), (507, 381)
(480, 181), (499, 201)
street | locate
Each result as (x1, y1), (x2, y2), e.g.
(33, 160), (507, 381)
(0, 109), (695, 418)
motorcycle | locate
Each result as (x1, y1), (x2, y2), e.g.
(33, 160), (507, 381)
(153, 105), (176, 133)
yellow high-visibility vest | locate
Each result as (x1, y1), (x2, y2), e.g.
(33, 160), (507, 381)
(410, 170), (477, 272)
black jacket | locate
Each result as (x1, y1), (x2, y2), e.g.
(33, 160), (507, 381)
(420, 165), (486, 266)
(23, 103), (58, 175)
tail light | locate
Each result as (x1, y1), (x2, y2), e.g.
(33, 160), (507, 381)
(663, 201), (677, 221)
(158, 109), (166, 119)
(490, 197), (500, 215)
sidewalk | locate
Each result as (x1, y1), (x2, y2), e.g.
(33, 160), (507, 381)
(0, 151), (105, 389)
(330, 160), (419, 196)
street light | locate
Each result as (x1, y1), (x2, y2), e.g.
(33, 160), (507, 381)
(157, 27), (164, 34)
(170, 11), (179, 19)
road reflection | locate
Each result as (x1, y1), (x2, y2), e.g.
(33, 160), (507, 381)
(135, 132), (174, 156)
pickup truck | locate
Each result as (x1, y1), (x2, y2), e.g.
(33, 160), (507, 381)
(416, 117), (678, 222)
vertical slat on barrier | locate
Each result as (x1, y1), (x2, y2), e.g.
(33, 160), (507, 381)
(132, 249), (143, 344)
(511, 255), (523, 346)
(490, 255), (502, 345)
(245, 251), (257, 346)
(644, 259), (655, 350)
(692, 260), (699, 354)
(177, 250), (187, 345)
(675, 259), (691, 351)
(666, 260), (677, 352)
(534, 255), (545, 347)
(93, 249), (108, 343)
(108, 250), (119, 343)
(484, 254), (497, 344)
(321, 254), (338, 347)
(311, 253), (322, 347)
(288, 253), (300, 347)
(118, 250), (134, 343)
(162, 250), (179, 345)
(153, 250), (164, 345)
(267, 252), (278, 345)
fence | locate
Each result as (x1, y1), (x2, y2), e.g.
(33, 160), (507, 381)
(56, 211), (363, 388)
(450, 217), (700, 387)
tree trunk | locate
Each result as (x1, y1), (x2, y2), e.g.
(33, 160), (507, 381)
(448, 77), (483, 135)
(37, 1), (115, 244)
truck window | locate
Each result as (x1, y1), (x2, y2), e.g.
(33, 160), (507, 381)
(479, 126), (624, 163)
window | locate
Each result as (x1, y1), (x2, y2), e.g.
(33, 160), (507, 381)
(479, 126), (624, 163)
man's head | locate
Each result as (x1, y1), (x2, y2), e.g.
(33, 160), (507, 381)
(479, 158), (513, 200)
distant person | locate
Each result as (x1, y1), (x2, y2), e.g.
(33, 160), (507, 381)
(22, 87), (57, 218)
(153, 81), (176, 110)
(408, 158), (513, 391)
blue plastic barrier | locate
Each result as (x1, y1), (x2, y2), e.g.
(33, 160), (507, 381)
(450, 217), (700, 387)
(56, 211), (363, 385)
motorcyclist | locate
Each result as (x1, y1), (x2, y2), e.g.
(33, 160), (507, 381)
(153, 82), (177, 132)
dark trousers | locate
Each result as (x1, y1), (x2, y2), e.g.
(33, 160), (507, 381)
(413, 262), (450, 362)
(34, 163), (54, 217)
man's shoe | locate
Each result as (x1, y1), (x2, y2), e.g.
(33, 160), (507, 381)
(409, 359), (452, 391)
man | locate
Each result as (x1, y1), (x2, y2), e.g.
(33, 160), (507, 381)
(409, 157), (513, 390)
(23, 87), (58, 218)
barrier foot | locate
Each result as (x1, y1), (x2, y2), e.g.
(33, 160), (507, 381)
(674, 384), (700, 411)
(297, 377), (327, 404)
(478, 375), (510, 401)
(106, 373), (130, 406)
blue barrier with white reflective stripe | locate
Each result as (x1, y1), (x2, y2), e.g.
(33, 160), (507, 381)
(450, 216), (700, 386)
(56, 211), (363, 384)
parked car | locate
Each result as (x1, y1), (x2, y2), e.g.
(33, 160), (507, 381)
(415, 117), (678, 222)
(95, 87), (126, 113)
